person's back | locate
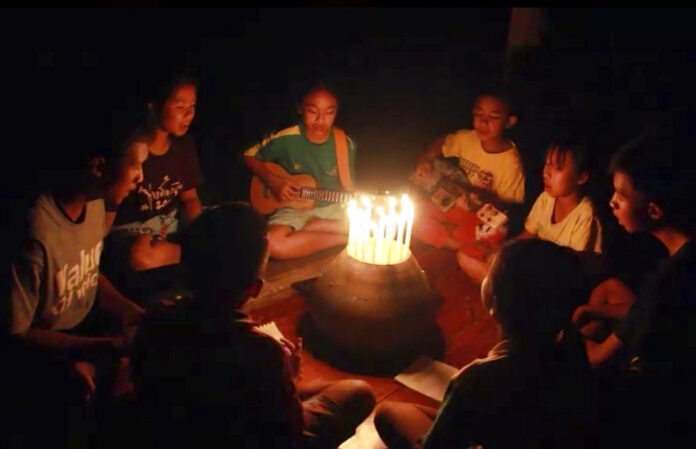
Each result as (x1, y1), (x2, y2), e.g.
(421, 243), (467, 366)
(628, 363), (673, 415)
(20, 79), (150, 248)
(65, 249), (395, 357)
(375, 239), (598, 449)
(427, 339), (595, 449)
(133, 299), (302, 448)
(130, 202), (375, 449)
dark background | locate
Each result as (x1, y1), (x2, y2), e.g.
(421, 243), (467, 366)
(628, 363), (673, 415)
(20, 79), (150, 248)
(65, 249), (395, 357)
(5, 7), (696, 211)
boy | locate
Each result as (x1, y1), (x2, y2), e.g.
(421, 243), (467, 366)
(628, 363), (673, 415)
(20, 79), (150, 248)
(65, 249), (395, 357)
(3, 87), (148, 446)
(572, 133), (696, 446)
(374, 240), (597, 449)
(412, 87), (525, 251)
(244, 84), (356, 259)
(131, 203), (375, 448)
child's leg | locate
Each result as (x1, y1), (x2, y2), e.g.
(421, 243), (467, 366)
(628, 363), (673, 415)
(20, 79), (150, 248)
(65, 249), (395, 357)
(413, 200), (478, 249)
(374, 401), (438, 449)
(456, 250), (491, 285)
(299, 379), (376, 449)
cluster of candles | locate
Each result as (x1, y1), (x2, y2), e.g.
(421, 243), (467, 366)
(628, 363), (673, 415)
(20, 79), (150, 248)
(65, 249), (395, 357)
(346, 194), (415, 265)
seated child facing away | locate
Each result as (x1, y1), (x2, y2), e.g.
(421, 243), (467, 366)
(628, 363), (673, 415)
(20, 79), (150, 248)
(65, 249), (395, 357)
(374, 239), (598, 449)
(131, 202), (375, 449)
(411, 86), (525, 252)
(457, 140), (602, 284)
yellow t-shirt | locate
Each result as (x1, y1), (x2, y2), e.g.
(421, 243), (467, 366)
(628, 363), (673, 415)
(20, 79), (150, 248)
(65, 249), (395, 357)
(441, 129), (525, 204)
(524, 191), (602, 253)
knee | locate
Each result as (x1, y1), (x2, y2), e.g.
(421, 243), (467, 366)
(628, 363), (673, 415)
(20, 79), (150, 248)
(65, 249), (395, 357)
(335, 379), (376, 419)
(267, 230), (294, 259)
(129, 244), (154, 271)
(374, 401), (402, 432)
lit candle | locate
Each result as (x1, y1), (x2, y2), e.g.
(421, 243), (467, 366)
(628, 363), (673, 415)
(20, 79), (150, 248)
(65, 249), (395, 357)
(402, 197), (414, 260)
(375, 207), (385, 264)
(369, 220), (380, 263)
(385, 196), (397, 263)
(347, 200), (356, 258)
(396, 194), (407, 260)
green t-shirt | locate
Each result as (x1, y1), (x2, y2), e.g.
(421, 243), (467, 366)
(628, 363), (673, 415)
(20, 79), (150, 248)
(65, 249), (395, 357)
(245, 123), (357, 207)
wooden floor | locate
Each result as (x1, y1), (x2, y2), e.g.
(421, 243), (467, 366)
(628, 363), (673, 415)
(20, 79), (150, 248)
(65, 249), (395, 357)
(242, 241), (500, 448)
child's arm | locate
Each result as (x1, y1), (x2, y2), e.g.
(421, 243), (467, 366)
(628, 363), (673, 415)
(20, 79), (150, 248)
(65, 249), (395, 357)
(180, 187), (203, 222)
(584, 333), (623, 368)
(95, 273), (145, 328)
(129, 235), (182, 271)
(572, 278), (637, 328)
(244, 155), (301, 201)
(514, 229), (536, 240)
(415, 136), (446, 176)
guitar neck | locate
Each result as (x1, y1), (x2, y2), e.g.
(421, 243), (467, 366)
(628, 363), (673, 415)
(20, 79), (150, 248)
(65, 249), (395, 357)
(299, 187), (353, 204)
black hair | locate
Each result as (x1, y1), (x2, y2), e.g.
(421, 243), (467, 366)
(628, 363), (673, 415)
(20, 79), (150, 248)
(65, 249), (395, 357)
(610, 133), (696, 234)
(295, 81), (339, 110)
(180, 202), (268, 305)
(148, 71), (198, 111)
(475, 81), (519, 118)
(546, 139), (592, 176)
(142, 70), (198, 131)
(488, 239), (588, 343)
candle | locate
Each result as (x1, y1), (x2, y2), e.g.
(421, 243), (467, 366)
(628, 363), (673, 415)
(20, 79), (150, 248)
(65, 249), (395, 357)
(385, 197), (397, 263)
(375, 207), (386, 264)
(396, 195), (407, 260)
(403, 198), (414, 260)
(347, 200), (356, 258)
(346, 194), (415, 265)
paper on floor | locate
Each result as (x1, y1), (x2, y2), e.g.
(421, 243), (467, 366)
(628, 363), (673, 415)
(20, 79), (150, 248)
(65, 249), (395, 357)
(394, 355), (458, 402)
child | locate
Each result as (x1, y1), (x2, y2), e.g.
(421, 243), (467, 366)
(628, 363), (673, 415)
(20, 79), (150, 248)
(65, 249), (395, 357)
(411, 86), (525, 251)
(457, 140), (602, 284)
(243, 83), (355, 259)
(131, 203), (375, 448)
(103, 73), (203, 301)
(374, 239), (597, 449)
(3, 81), (148, 447)
(571, 133), (696, 448)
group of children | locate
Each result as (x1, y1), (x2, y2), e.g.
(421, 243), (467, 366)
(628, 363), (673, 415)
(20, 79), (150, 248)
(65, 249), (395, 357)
(411, 88), (602, 285)
(378, 91), (696, 448)
(2, 72), (376, 448)
(2, 65), (695, 449)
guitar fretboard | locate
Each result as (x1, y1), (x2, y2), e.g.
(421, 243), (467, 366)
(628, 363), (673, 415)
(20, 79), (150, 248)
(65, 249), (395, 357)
(299, 187), (352, 204)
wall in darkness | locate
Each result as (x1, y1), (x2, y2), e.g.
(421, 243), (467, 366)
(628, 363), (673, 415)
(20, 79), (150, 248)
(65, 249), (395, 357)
(5, 8), (696, 209)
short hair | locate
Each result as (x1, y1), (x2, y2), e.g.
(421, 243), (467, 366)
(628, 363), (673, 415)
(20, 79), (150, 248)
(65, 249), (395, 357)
(475, 81), (519, 117)
(488, 239), (588, 340)
(298, 82), (339, 108)
(180, 202), (268, 303)
(610, 133), (696, 234)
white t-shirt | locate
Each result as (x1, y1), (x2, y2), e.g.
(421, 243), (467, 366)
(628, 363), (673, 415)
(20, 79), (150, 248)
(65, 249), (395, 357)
(524, 191), (602, 253)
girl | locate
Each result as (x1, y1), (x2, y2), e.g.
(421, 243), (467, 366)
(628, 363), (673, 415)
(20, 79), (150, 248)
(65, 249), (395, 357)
(458, 140), (602, 283)
(103, 73), (204, 301)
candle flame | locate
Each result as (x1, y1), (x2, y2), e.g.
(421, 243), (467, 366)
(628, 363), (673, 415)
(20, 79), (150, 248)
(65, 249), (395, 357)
(347, 194), (414, 265)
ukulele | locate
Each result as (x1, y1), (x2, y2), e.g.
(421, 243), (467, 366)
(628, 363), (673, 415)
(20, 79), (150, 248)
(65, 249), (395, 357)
(250, 162), (354, 214)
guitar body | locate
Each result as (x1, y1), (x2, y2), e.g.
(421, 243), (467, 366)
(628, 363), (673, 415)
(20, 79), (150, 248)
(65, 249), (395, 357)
(250, 162), (318, 214)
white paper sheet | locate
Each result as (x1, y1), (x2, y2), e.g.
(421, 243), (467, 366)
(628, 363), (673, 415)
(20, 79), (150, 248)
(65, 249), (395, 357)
(394, 355), (459, 402)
